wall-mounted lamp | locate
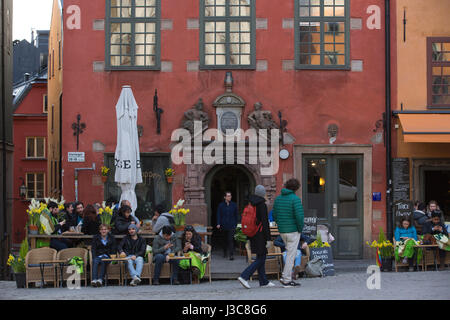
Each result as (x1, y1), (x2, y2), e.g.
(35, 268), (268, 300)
(19, 177), (27, 199)
(153, 89), (163, 135)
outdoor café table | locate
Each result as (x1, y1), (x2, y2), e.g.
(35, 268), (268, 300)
(28, 232), (212, 249)
(101, 257), (129, 286)
(168, 255), (192, 285)
(414, 244), (440, 271)
(39, 259), (68, 288)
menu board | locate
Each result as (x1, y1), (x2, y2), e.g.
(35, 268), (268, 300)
(392, 158), (410, 202)
(394, 200), (414, 226)
(302, 217), (318, 239)
(309, 247), (335, 276)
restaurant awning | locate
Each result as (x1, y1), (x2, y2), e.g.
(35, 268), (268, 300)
(398, 114), (450, 143)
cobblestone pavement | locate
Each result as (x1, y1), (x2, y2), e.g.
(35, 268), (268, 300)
(0, 270), (449, 300)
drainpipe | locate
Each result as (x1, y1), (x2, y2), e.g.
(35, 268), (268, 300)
(385, 0), (393, 240)
(1, 0), (8, 279)
(74, 163), (96, 202)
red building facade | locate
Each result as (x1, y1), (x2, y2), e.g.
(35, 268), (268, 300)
(59, 0), (391, 258)
(12, 71), (48, 244)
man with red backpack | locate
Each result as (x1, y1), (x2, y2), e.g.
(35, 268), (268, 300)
(238, 185), (275, 289)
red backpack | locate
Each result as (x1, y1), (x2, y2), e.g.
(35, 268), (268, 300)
(241, 204), (261, 238)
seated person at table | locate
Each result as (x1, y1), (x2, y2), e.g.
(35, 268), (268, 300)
(91, 224), (117, 287)
(40, 201), (71, 250)
(179, 225), (208, 282)
(151, 204), (175, 234)
(152, 226), (182, 285)
(422, 211), (449, 271)
(61, 202), (77, 232)
(413, 203), (428, 232)
(113, 205), (135, 235)
(112, 200), (140, 228)
(426, 200), (445, 222)
(274, 233), (312, 279)
(394, 218), (418, 271)
(81, 205), (101, 235)
(118, 224), (147, 286)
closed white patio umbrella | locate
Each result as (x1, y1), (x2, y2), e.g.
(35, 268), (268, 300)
(114, 85), (142, 215)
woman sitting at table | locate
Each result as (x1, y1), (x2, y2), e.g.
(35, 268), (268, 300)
(81, 205), (101, 235)
(394, 218), (418, 272)
(91, 224), (117, 287)
(112, 205), (134, 235)
(178, 225), (208, 283)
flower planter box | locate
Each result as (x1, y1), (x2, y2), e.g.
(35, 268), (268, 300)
(14, 273), (26, 288)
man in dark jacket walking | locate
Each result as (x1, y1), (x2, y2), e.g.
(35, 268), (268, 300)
(216, 191), (239, 260)
(272, 178), (304, 287)
(118, 224), (147, 286)
(238, 185), (275, 289)
(91, 224), (117, 287)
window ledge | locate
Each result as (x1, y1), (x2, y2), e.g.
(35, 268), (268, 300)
(22, 157), (47, 161)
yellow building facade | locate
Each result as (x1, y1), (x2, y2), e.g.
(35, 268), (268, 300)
(47, 0), (63, 198)
(394, 0), (450, 218)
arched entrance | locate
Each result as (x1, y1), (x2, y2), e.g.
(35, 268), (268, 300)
(204, 165), (256, 250)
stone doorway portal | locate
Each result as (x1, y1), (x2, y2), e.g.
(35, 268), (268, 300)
(204, 165), (256, 251)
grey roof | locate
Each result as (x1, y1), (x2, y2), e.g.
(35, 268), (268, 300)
(12, 68), (48, 111)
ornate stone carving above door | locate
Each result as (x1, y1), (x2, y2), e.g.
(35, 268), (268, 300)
(183, 161), (277, 226)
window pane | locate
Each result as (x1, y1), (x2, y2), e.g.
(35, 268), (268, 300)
(111, 56), (121, 66)
(307, 159), (327, 218)
(136, 7), (145, 17)
(136, 45), (145, 55)
(230, 22), (239, 32)
(216, 44), (225, 54)
(338, 159), (359, 218)
(216, 22), (226, 32)
(205, 44), (215, 54)
(216, 55), (226, 64)
(27, 138), (35, 157)
(36, 138), (45, 158)
(36, 174), (44, 198)
(205, 55), (215, 65)
(26, 173), (35, 199)
(135, 56), (145, 66)
(216, 6), (226, 16)
(146, 55), (156, 66)
(241, 54), (250, 65)
(240, 21), (250, 32)
(121, 56), (132, 66)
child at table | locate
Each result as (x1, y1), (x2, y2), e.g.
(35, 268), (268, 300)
(394, 218), (418, 271)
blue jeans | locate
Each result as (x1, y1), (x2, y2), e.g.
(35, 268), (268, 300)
(282, 249), (302, 267)
(153, 253), (180, 282)
(126, 256), (144, 279)
(50, 238), (70, 251)
(92, 256), (110, 281)
(240, 254), (268, 286)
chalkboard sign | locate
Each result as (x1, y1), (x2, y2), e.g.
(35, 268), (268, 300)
(309, 247), (335, 276)
(394, 200), (413, 226)
(302, 217), (318, 239)
(392, 158), (410, 203)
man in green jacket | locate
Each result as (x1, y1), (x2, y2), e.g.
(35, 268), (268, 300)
(272, 178), (304, 287)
